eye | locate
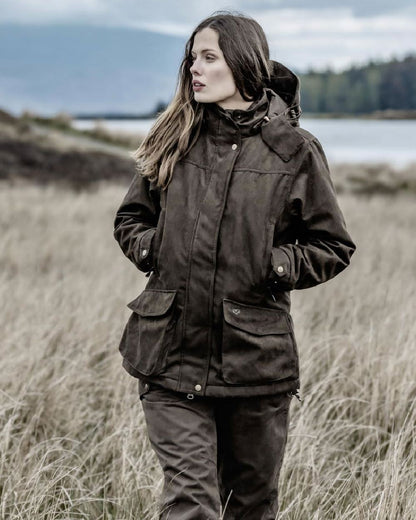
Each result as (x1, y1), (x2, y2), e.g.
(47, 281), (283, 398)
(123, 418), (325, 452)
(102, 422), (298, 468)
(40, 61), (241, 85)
(190, 55), (215, 62)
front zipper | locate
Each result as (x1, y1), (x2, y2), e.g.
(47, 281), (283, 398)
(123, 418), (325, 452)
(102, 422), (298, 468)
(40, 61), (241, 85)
(262, 221), (275, 285)
(152, 208), (166, 277)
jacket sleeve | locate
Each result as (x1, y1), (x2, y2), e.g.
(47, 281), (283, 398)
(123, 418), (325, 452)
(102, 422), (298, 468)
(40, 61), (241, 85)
(113, 171), (161, 273)
(269, 137), (356, 290)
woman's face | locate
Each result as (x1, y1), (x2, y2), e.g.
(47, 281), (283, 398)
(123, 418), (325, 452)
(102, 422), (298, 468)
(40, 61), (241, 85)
(190, 27), (252, 110)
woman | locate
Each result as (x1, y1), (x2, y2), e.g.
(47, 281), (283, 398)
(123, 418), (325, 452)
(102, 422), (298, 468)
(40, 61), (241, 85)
(113, 11), (356, 520)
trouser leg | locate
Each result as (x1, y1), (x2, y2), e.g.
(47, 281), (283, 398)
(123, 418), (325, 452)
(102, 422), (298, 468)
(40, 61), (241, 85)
(139, 381), (221, 520)
(216, 392), (292, 520)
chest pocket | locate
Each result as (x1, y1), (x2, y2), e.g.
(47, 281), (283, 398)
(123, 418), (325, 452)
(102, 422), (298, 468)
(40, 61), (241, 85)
(221, 298), (298, 384)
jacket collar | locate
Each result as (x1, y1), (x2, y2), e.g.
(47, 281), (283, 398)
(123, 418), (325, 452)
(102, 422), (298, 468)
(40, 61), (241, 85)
(201, 60), (305, 162)
(203, 88), (271, 138)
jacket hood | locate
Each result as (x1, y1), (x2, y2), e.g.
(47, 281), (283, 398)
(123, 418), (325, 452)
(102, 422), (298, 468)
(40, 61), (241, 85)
(202, 60), (304, 161)
(265, 60), (301, 123)
(203, 59), (301, 136)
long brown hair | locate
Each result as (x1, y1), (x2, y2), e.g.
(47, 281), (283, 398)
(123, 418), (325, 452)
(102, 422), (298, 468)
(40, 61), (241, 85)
(133, 10), (272, 190)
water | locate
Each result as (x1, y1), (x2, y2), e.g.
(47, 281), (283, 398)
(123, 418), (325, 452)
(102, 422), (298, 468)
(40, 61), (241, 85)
(301, 118), (415, 167)
(73, 117), (416, 167)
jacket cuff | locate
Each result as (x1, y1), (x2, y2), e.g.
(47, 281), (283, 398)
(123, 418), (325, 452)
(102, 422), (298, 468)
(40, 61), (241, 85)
(137, 227), (156, 272)
(269, 247), (294, 290)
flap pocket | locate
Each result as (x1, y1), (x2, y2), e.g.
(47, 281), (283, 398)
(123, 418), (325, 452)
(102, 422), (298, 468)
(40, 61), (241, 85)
(120, 289), (178, 377)
(223, 298), (290, 336)
(221, 298), (298, 384)
(127, 289), (177, 316)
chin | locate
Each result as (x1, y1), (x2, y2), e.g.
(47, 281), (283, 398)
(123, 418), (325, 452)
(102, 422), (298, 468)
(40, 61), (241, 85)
(194, 93), (209, 103)
(194, 92), (222, 104)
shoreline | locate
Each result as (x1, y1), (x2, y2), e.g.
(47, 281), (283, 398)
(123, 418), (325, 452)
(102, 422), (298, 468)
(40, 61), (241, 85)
(15, 108), (416, 121)
(1, 108), (415, 194)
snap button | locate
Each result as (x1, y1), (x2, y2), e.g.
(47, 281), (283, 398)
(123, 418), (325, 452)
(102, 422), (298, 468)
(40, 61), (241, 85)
(194, 384), (202, 391)
(231, 143), (237, 150)
(277, 265), (284, 273)
(141, 249), (148, 257)
(232, 308), (240, 315)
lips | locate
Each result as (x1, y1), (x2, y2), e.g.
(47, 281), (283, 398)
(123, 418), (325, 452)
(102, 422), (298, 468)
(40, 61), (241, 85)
(193, 81), (206, 87)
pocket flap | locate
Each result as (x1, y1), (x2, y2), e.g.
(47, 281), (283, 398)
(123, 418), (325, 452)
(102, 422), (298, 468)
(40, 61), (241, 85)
(223, 298), (290, 335)
(127, 289), (177, 317)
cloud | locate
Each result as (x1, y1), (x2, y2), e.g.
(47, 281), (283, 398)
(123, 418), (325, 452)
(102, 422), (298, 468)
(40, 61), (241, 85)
(1, 1), (415, 71)
(0, 0), (106, 24)
(252, 7), (416, 70)
(0, 0), (216, 27)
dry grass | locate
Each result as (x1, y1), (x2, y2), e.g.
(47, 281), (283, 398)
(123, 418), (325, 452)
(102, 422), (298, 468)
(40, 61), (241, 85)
(0, 182), (415, 519)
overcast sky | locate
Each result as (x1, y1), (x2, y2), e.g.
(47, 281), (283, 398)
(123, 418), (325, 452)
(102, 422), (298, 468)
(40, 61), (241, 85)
(2, 0), (415, 71)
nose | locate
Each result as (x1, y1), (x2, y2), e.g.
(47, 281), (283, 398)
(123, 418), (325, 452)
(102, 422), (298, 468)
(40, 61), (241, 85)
(190, 58), (200, 76)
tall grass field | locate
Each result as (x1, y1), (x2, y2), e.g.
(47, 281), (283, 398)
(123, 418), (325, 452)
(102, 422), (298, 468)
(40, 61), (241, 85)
(1, 182), (415, 519)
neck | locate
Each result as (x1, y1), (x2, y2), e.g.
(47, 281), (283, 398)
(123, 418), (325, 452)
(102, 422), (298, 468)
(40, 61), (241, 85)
(216, 98), (256, 111)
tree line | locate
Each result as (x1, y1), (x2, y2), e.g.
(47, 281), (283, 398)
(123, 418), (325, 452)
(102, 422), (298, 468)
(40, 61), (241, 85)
(299, 53), (416, 114)
(99, 53), (416, 118)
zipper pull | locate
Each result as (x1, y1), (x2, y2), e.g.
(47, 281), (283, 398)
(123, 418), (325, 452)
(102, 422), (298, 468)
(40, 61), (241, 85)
(293, 388), (302, 402)
(267, 286), (277, 302)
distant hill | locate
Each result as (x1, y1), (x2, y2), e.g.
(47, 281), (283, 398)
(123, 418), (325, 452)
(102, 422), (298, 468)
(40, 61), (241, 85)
(300, 54), (416, 115)
(1, 23), (415, 118)
(0, 23), (186, 117)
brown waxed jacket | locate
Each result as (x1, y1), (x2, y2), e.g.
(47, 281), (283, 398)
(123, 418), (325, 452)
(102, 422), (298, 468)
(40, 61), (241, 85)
(113, 60), (356, 398)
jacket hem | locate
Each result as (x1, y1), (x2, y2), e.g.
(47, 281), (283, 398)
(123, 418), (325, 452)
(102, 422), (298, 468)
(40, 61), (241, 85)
(122, 357), (300, 397)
